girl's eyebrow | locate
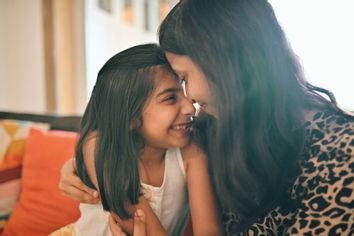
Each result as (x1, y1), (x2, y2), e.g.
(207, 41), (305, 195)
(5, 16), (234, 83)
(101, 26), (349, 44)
(156, 87), (180, 97)
(173, 69), (182, 75)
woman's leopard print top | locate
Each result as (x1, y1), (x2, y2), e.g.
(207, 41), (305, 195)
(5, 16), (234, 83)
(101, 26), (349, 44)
(223, 110), (354, 235)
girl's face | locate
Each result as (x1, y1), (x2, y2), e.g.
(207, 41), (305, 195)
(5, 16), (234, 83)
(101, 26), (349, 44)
(139, 67), (195, 150)
(166, 52), (218, 118)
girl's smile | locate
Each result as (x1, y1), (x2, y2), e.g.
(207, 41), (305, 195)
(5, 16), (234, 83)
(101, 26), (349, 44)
(170, 121), (193, 136)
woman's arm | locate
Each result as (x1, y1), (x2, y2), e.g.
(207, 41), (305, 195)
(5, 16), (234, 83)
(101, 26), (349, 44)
(79, 134), (168, 236)
(109, 209), (147, 236)
(115, 197), (168, 236)
(60, 134), (168, 235)
(59, 157), (99, 203)
(182, 144), (221, 236)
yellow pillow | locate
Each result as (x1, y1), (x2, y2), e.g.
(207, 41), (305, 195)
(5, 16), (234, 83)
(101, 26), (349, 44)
(0, 120), (49, 170)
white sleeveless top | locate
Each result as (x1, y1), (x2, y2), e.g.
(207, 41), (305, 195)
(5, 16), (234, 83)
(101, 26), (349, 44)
(74, 148), (189, 236)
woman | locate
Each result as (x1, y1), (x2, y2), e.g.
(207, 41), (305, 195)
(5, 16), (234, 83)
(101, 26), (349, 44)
(158, 0), (354, 235)
(62, 0), (354, 235)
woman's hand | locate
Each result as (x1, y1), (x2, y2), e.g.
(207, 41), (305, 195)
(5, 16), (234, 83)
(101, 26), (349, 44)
(59, 158), (99, 203)
(109, 210), (146, 236)
(109, 196), (169, 236)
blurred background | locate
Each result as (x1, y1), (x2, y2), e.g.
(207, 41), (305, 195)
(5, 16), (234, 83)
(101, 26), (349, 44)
(0, 0), (353, 115)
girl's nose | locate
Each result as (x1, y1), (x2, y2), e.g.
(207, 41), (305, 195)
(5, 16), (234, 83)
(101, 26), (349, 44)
(181, 95), (196, 117)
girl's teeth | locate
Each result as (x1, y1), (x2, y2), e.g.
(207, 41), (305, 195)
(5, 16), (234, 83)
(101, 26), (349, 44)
(173, 125), (187, 130)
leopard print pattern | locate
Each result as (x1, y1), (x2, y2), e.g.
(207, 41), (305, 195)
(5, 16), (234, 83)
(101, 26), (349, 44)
(223, 110), (354, 235)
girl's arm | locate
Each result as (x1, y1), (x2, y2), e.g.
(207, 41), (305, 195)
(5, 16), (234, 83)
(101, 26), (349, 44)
(182, 144), (221, 236)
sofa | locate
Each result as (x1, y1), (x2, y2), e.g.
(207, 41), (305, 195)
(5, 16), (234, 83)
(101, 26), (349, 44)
(0, 111), (194, 236)
(0, 111), (82, 236)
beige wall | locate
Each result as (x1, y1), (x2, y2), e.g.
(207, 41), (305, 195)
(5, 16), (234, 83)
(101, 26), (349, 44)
(0, 0), (46, 113)
(53, 0), (86, 114)
(0, 0), (178, 115)
(84, 0), (156, 96)
(0, 0), (86, 115)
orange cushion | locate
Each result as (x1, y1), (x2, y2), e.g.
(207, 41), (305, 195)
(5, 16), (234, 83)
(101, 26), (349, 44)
(2, 128), (80, 236)
(0, 120), (49, 229)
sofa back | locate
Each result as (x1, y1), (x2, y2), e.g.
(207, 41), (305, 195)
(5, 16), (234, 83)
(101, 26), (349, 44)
(0, 111), (82, 235)
(0, 111), (81, 132)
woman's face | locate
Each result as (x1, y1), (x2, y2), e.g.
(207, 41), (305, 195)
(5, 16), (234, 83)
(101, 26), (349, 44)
(166, 52), (218, 118)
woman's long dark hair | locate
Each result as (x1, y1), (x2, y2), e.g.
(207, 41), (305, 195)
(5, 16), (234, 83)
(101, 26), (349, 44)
(159, 0), (347, 228)
(75, 44), (170, 219)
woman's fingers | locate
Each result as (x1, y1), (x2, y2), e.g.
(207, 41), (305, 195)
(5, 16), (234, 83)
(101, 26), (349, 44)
(109, 214), (127, 236)
(60, 177), (99, 203)
(61, 184), (98, 203)
(59, 158), (99, 203)
(109, 210), (147, 236)
(133, 209), (146, 236)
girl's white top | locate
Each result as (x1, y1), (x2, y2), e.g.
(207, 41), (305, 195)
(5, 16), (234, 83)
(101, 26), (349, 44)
(74, 148), (189, 236)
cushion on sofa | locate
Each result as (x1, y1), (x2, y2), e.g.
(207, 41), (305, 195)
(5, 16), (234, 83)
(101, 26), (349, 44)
(2, 128), (80, 236)
(0, 120), (49, 229)
(0, 120), (49, 170)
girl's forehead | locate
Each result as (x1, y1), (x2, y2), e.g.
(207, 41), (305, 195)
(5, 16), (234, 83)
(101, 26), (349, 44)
(151, 66), (178, 88)
(142, 68), (181, 108)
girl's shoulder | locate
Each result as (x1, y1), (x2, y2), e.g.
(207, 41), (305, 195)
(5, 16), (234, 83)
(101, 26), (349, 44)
(180, 143), (205, 160)
(180, 143), (207, 171)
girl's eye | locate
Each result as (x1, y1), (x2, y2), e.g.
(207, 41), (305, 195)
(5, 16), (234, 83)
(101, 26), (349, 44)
(163, 95), (177, 103)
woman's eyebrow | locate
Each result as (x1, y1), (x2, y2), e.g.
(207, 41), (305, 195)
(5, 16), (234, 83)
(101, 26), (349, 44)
(156, 87), (180, 97)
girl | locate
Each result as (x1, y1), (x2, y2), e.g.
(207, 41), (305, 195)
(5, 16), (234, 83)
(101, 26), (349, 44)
(53, 44), (220, 236)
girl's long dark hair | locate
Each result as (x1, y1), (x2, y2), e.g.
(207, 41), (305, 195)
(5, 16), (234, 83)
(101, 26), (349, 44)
(75, 44), (170, 219)
(159, 0), (349, 228)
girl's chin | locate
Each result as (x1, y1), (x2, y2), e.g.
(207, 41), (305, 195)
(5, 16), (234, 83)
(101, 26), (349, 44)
(172, 137), (191, 148)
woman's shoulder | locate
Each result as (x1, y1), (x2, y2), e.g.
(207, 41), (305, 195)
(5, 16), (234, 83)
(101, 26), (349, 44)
(285, 109), (354, 235)
(300, 108), (353, 182)
(305, 108), (354, 132)
(304, 109), (354, 158)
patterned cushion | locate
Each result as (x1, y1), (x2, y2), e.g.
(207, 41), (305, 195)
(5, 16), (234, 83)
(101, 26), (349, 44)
(0, 120), (49, 229)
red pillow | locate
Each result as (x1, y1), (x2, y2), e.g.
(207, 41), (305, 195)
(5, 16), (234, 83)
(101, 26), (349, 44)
(2, 128), (80, 236)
